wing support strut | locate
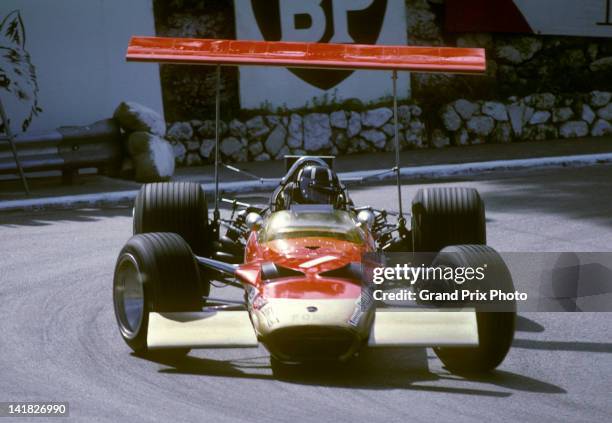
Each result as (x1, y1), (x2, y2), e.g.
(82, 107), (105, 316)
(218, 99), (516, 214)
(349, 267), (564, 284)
(213, 64), (221, 228)
(391, 70), (404, 225)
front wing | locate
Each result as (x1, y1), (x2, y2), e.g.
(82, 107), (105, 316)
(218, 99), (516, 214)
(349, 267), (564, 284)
(146, 309), (478, 349)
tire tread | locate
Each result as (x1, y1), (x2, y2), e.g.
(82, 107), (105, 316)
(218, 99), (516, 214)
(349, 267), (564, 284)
(412, 187), (486, 252)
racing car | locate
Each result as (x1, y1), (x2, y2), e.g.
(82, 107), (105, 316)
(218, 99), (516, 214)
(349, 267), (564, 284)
(112, 37), (516, 373)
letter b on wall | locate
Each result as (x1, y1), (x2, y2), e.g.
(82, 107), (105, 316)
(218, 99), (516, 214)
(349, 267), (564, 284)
(235, 0), (409, 109)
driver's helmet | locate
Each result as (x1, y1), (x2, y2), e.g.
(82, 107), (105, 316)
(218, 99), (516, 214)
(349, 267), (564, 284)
(295, 164), (341, 204)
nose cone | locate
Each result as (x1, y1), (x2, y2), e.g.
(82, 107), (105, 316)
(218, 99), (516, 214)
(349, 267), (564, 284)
(266, 325), (361, 362)
(252, 297), (368, 362)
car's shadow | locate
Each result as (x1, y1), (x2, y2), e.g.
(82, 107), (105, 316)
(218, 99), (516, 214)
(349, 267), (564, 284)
(516, 315), (545, 332)
(136, 345), (565, 397)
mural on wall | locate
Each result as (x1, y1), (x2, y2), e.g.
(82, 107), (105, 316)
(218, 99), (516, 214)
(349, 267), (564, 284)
(234, 0), (409, 109)
(0, 10), (41, 134)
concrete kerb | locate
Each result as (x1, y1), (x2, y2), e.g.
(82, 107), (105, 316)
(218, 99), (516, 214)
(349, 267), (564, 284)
(1, 152), (611, 212)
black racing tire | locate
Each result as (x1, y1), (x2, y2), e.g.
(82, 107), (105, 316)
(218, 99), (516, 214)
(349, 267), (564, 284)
(133, 182), (211, 296)
(412, 187), (486, 252)
(133, 182), (211, 258)
(432, 244), (516, 373)
(113, 233), (204, 359)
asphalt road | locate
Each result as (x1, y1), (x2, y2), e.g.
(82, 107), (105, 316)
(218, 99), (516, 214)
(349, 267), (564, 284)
(1, 164), (611, 422)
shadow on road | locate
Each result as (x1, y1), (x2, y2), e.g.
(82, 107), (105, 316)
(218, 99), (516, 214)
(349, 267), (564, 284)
(470, 166), (612, 229)
(516, 315), (546, 332)
(137, 347), (566, 397)
(0, 205), (132, 227)
(0, 198), (255, 228)
(155, 354), (274, 381)
(513, 313), (612, 354)
(513, 338), (612, 353)
(350, 164), (612, 231)
(438, 370), (566, 394)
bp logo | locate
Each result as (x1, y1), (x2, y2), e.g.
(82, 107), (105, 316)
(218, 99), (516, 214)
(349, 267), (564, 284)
(249, 0), (388, 90)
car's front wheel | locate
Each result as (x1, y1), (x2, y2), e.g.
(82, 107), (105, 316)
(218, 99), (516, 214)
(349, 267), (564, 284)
(432, 244), (516, 373)
(113, 232), (203, 359)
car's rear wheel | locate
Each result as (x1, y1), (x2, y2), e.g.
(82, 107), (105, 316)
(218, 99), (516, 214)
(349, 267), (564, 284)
(133, 182), (211, 296)
(134, 182), (210, 254)
(412, 187), (486, 252)
(432, 244), (516, 373)
(113, 233), (204, 359)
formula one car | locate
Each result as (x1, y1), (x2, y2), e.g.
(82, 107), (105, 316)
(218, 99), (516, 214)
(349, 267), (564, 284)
(113, 37), (516, 373)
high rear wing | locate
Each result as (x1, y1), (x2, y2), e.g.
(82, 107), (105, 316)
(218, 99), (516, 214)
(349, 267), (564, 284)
(125, 36), (486, 225)
(127, 37), (486, 74)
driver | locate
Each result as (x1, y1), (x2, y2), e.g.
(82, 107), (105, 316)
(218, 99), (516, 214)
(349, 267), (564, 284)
(275, 164), (350, 210)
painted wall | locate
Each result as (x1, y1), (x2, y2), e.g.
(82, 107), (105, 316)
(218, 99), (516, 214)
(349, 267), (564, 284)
(514, 0), (612, 36)
(0, 0), (163, 135)
(446, 0), (612, 37)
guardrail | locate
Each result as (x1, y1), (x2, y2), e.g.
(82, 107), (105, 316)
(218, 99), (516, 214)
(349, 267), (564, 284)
(0, 119), (123, 184)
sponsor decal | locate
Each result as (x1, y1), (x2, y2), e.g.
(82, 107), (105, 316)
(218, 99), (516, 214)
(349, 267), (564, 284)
(261, 305), (280, 327)
(252, 295), (268, 311)
(348, 288), (374, 326)
(246, 285), (266, 311)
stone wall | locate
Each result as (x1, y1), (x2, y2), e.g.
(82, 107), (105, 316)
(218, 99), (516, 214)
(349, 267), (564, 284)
(166, 90), (612, 165)
(438, 91), (612, 146)
(167, 104), (425, 165)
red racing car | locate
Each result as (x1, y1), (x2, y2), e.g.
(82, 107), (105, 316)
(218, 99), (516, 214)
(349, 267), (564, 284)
(113, 155), (515, 373)
(112, 37), (515, 374)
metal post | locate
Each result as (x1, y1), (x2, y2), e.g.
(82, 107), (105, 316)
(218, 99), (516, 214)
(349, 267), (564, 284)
(213, 64), (221, 222)
(392, 70), (403, 220)
(0, 98), (30, 195)
(597, 0), (611, 25)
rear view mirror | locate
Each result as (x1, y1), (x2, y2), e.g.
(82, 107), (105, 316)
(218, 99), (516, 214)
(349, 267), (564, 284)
(245, 212), (263, 231)
(357, 210), (374, 230)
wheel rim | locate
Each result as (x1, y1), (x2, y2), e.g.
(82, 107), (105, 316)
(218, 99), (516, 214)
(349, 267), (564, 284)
(114, 253), (145, 339)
